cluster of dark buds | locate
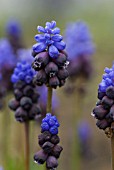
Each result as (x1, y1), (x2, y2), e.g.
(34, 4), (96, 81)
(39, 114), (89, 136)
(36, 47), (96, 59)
(34, 113), (63, 169)
(9, 80), (41, 122)
(92, 86), (114, 136)
(9, 61), (41, 122)
(32, 21), (69, 89)
(32, 51), (69, 89)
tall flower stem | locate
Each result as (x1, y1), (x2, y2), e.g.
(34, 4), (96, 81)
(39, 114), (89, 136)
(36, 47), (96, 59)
(111, 134), (114, 170)
(47, 86), (53, 113)
(24, 121), (30, 170)
(46, 86), (53, 170)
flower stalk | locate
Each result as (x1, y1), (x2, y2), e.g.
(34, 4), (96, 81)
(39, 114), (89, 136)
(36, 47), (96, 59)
(24, 121), (30, 170)
(47, 86), (53, 113)
(111, 134), (114, 170)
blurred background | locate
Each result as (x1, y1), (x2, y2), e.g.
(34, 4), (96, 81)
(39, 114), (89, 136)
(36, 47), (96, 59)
(0, 0), (114, 170)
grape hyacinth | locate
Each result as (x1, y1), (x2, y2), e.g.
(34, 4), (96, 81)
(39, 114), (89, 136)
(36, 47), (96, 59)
(9, 61), (41, 122)
(64, 20), (95, 79)
(32, 21), (69, 89)
(34, 113), (63, 169)
(5, 19), (24, 54)
(92, 63), (114, 135)
(32, 21), (65, 170)
(0, 38), (17, 91)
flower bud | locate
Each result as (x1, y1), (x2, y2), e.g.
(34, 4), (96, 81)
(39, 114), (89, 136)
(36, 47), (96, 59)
(45, 62), (58, 77)
(106, 86), (114, 99)
(13, 80), (26, 89)
(42, 141), (54, 153)
(53, 52), (67, 67)
(32, 50), (38, 57)
(23, 85), (34, 97)
(20, 97), (32, 110)
(29, 104), (41, 120)
(50, 135), (60, 144)
(46, 156), (58, 169)
(8, 98), (20, 111)
(93, 105), (108, 120)
(57, 68), (69, 80)
(96, 119), (109, 130)
(32, 52), (49, 71)
(101, 96), (113, 109)
(59, 79), (66, 87)
(38, 131), (51, 146)
(96, 100), (102, 106)
(97, 91), (106, 100)
(34, 150), (48, 164)
(51, 145), (63, 158)
(31, 91), (40, 103)
(34, 70), (47, 86)
(15, 107), (28, 122)
(49, 76), (59, 88)
(108, 105), (114, 120)
(14, 89), (23, 101)
(111, 122), (114, 130)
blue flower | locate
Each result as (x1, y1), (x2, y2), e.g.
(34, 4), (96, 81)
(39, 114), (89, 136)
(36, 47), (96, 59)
(0, 38), (17, 69)
(33, 21), (66, 58)
(11, 61), (35, 84)
(41, 113), (59, 135)
(64, 20), (95, 60)
(5, 19), (22, 37)
(98, 63), (114, 92)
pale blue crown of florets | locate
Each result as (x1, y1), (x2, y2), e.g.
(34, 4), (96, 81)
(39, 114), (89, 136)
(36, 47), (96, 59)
(99, 64), (114, 92)
(33, 21), (66, 59)
(41, 113), (60, 135)
(17, 48), (34, 64)
(64, 21), (95, 60)
(0, 39), (17, 68)
(5, 19), (22, 37)
(11, 61), (35, 84)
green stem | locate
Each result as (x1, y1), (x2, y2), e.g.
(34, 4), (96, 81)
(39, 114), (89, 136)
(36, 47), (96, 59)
(111, 134), (114, 170)
(46, 86), (53, 170)
(47, 86), (53, 113)
(24, 121), (30, 170)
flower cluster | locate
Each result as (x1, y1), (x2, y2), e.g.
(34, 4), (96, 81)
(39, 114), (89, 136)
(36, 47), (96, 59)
(9, 61), (41, 122)
(11, 61), (35, 84)
(0, 73), (6, 109)
(99, 65), (114, 92)
(32, 51), (69, 88)
(33, 21), (66, 58)
(65, 21), (95, 59)
(41, 113), (60, 134)
(64, 21), (95, 80)
(92, 64), (114, 135)
(5, 19), (24, 54)
(32, 21), (69, 89)
(0, 38), (17, 90)
(5, 19), (22, 38)
(34, 113), (63, 169)
(0, 38), (17, 69)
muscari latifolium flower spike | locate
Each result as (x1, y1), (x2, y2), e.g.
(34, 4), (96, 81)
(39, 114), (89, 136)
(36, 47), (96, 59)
(64, 20), (95, 80)
(9, 61), (41, 122)
(34, 113), (63, 169)
(92, 63), (114, 137)
(0, 38), (17, 101)
(5, 19), (24, 54)
(32, 21), (69, 89)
